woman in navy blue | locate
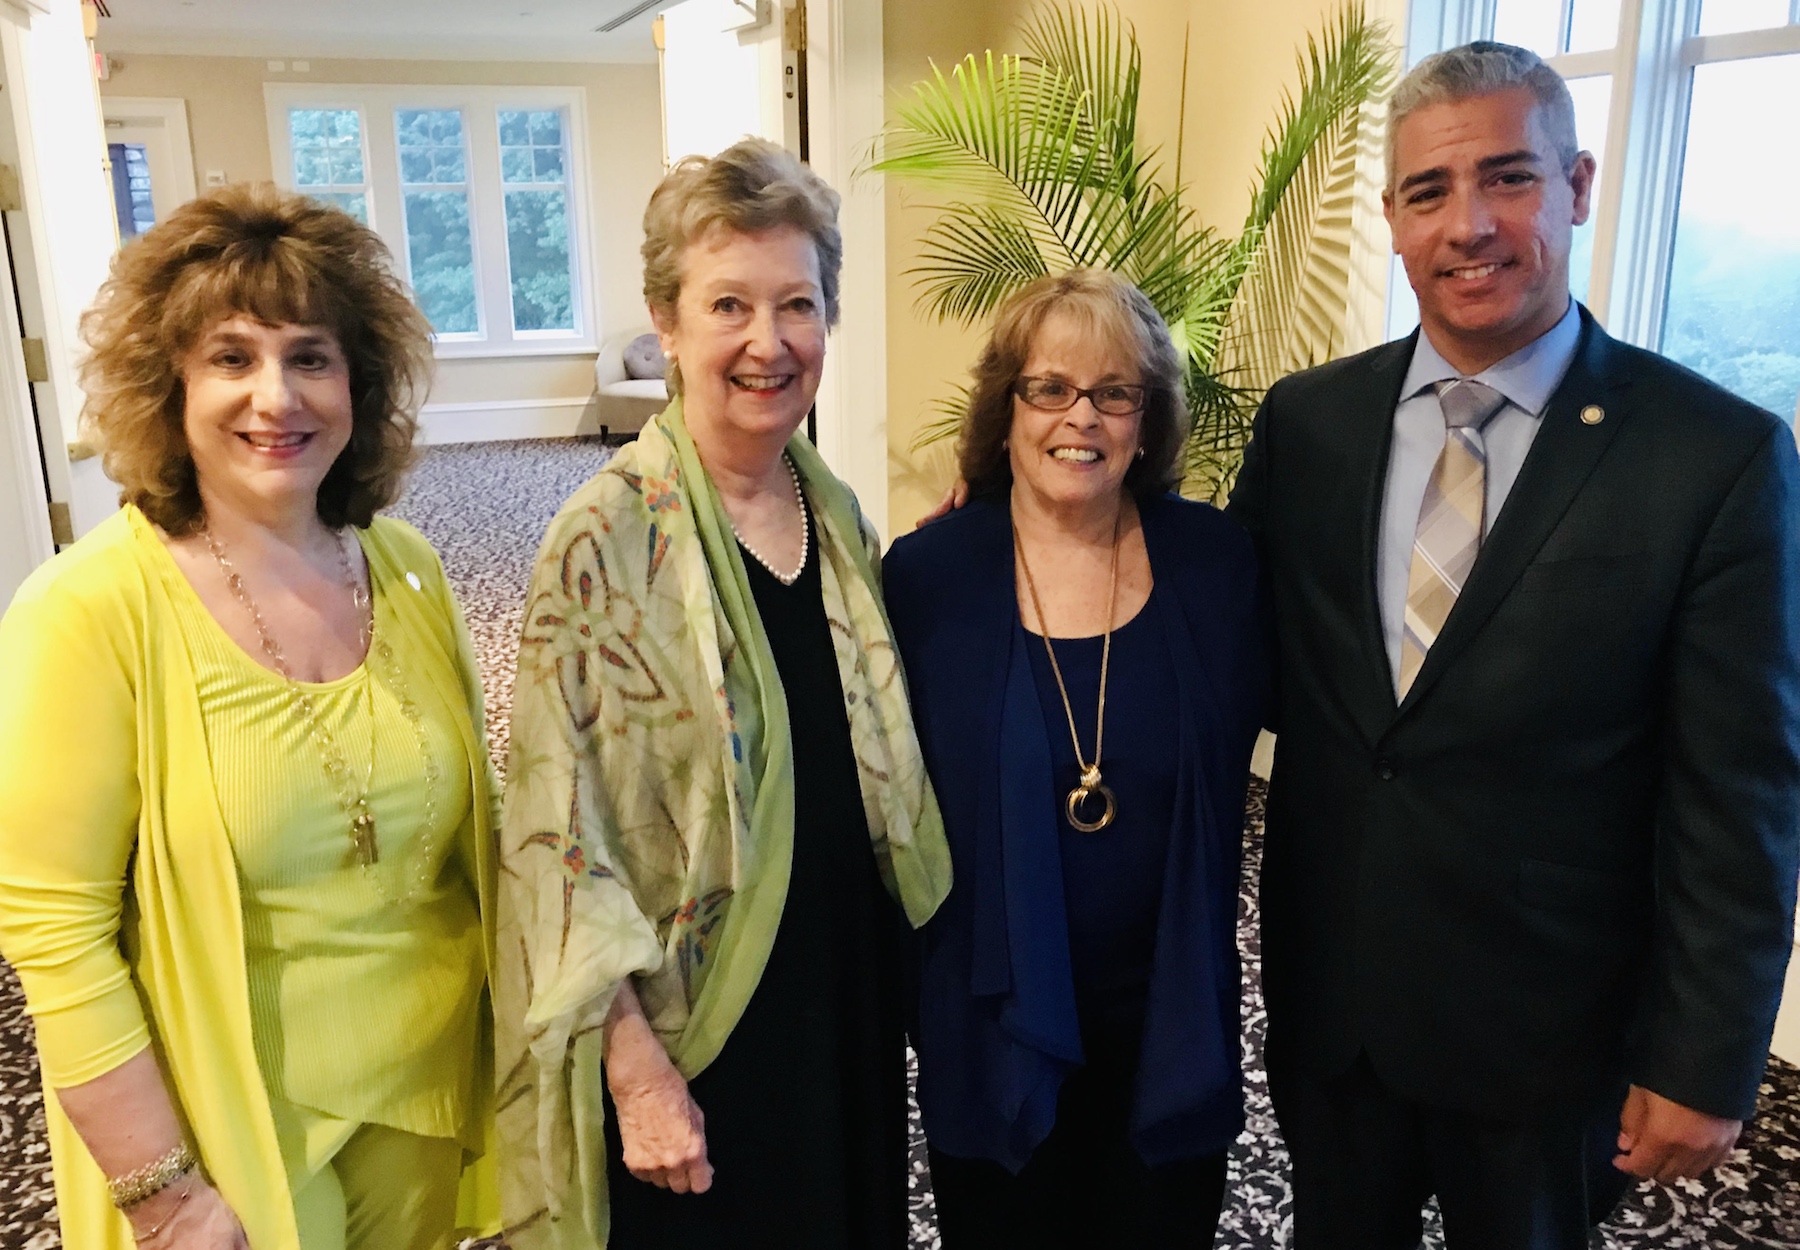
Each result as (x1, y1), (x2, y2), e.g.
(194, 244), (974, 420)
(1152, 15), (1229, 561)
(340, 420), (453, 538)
(884, 269), (1267, 1247)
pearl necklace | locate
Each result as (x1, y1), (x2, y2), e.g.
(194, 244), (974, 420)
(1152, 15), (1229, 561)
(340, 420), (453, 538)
(729, 454), (808, 586)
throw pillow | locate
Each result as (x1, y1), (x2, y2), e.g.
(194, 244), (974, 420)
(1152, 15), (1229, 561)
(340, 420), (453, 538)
(624, 333), (667, 381)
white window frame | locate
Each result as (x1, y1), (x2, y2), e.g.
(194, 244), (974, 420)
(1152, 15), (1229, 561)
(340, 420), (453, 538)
(265, 83), (599, 359)
(392, 104), (485, 345)
(1396, 0), (1800, 383)
(277, 98), (375, 226)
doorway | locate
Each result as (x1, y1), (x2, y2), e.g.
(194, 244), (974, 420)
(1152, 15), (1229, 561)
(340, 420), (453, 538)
(101, 96), (199, 240)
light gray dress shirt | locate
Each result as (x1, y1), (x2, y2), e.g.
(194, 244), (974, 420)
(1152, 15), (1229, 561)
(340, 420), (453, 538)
(1377, 300), (1583, 690)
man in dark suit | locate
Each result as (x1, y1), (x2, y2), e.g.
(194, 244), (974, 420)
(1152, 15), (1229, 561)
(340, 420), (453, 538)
(1226, 40), (1800, 1249)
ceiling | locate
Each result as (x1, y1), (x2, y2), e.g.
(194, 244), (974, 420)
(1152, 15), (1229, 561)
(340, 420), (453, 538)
(97, 0), (661, 65)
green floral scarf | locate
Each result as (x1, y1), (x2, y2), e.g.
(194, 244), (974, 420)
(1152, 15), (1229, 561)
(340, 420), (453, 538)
(494, 402), (952, 1248)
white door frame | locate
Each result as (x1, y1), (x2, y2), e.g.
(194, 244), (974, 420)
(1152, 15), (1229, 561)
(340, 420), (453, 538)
(0, 215), (52, 609)
(101, 95), (199, 231)
(805, 0), (889, 538)
(0, 1), (54, 609)
(655, 0), (890, 536)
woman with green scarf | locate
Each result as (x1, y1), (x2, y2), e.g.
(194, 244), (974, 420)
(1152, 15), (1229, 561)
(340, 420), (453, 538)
(495, 138), (952, 1249)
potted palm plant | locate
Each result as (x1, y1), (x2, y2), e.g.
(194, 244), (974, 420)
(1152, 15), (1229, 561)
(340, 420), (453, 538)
(873, 1), (1395, 499)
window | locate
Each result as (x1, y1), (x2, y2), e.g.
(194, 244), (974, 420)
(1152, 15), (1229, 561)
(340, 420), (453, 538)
(266, 85), (597, 357)
(1396, 0), (1800, 421)
(1658, 54), (1800, 417)
(288, 108), (370, 223)
(107, 143), (156, 239)
(497, 109), (577, 335)
(396, 109), (479, 336)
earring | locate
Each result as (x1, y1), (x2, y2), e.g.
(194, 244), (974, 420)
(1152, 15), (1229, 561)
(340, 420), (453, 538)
(1134, 447), (1146, 460)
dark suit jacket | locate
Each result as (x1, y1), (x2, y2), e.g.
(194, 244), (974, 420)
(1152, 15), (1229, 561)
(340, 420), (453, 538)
(1225, 306), (1800, 1123)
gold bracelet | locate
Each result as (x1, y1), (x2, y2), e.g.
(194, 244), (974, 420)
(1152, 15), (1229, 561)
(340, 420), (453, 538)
(107, 1142), (197, 1209)
(132, 1178), (192, 1243)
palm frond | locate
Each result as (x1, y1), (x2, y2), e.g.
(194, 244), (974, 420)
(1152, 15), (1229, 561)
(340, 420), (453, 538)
(1241, 2), (1395, 236)
(1224, 2), (1395, 394)
(1018, 4), (1144, 201)
(1181, 365), (1260, 502)
(872, 53), (1089, 228)
(908, 205), (1055, 324)
(878, 0), (1398, 499)
(910, 385), (974, 451)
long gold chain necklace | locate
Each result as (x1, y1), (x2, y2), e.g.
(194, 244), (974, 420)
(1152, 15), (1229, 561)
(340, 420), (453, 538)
(202, 525), (443, 901)
(1013, 507), (1123, 833)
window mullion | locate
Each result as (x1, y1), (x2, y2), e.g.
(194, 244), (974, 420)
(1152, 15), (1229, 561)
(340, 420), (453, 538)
(1687, 25), (1800, 60)
(465, 99), (514, 348)
(1408, 0), (1492, 65)
(1597, 0), (1696, 344)
(364, 100), (405, 257)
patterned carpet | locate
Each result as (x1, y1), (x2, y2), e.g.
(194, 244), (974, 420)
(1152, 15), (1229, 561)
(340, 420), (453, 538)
(2, 436), (1797, 1248)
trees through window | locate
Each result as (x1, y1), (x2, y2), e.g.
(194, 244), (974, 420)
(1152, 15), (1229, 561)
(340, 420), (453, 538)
(270, 86), (594, 356)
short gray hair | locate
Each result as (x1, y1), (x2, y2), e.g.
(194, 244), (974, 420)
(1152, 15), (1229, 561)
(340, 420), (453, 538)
(641, 138), (842, 393)
(1386, 41), (1579, 190)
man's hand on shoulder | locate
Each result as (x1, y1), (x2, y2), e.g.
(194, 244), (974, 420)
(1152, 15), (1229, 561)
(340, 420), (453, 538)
(1614, 1084), (1742, 1182)
(915, 480), (969, 528)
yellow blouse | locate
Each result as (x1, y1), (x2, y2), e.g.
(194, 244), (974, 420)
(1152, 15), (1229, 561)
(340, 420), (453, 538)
(0, 508), (499, 1250)
(160, 533), (482, 1139)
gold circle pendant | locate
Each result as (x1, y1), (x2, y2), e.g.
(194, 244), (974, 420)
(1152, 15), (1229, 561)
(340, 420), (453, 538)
(1066, 782), (1117, 833)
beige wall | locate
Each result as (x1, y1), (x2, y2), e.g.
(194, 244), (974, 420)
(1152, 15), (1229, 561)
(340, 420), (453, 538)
(97, 52), (664, 410)
(1178, 0), (1355, 240)
(880, 0), (1394, 527)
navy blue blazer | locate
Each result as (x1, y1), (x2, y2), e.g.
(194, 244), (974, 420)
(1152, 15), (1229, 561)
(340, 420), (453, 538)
(884, 492), (1268, 1169)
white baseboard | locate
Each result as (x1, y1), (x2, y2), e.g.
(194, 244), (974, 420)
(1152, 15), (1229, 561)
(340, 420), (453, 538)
(1774, 942), (1800, 1067)
(418, 397), (600, 445)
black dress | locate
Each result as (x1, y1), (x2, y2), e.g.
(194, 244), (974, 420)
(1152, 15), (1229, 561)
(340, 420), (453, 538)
(604, 505), (910, 1248)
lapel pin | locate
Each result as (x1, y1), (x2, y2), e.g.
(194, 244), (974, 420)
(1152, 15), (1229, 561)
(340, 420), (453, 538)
(406, 571), (423, 591)
(1580, 405), (1605, 425)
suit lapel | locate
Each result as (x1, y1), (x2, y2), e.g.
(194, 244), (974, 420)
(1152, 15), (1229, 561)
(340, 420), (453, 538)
(1395, 309), (1634, 716)
(1345, 337), (1416, 744)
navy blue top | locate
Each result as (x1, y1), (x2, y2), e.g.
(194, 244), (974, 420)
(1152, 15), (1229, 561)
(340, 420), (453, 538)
(1025, 599), (1180, 1040)
(884, 494), (1268, 1173)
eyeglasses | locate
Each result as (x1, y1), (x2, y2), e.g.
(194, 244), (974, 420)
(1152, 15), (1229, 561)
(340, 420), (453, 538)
(1013, 375), (1149, 416)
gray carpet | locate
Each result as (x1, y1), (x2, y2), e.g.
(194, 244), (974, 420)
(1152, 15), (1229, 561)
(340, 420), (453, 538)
(1, 436), (1797, 1248)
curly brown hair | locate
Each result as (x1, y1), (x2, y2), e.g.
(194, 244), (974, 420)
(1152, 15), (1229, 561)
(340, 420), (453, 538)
(958, 269), (1187, 500)
(78, 182), (434, 534)
(641, 137), (842, 395)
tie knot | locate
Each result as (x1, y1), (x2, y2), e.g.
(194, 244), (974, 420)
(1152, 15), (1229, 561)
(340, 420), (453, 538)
(1435, 379), (1506, 431)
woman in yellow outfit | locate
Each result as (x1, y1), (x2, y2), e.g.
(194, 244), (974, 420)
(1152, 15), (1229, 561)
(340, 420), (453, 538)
(0, 184), (496, 1249)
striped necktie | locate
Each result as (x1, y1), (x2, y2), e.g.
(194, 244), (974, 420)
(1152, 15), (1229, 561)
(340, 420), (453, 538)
(1397, 379), (1507, 697)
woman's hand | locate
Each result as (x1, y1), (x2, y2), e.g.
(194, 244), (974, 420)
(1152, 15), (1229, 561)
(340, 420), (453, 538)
(126, 1176), (249, 1248)
(608, 1052), (714, 1194)
(602, 978), (713, 1194)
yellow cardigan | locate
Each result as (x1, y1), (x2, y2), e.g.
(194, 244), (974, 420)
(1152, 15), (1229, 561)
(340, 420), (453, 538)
(0, 507), (498, 1249)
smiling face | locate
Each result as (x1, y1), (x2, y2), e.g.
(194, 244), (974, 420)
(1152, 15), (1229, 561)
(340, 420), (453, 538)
(1384, 86), (1595, 374)
(1007, 310), (1144, 518)
(180, 317), (355, 528)
(653, 223), (827, 451)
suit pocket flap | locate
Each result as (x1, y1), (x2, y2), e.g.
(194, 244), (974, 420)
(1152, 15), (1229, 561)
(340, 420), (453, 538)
(1516, 554), (1651, 593)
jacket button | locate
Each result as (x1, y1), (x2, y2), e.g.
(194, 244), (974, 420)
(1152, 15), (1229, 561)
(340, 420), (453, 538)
(1375, 758), (1397, 781)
